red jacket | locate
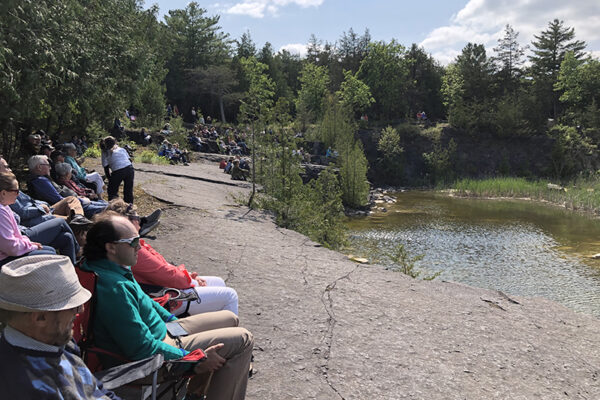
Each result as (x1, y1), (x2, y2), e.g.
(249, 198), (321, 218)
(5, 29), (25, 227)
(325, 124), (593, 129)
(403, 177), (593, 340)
(132, 239), (194, 289)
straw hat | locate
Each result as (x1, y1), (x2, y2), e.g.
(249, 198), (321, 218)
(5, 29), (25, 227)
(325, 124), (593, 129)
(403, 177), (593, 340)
(0, 255), (91, 312)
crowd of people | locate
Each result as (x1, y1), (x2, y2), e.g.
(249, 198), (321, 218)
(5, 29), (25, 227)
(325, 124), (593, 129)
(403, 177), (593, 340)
(0, 127), (254, 399)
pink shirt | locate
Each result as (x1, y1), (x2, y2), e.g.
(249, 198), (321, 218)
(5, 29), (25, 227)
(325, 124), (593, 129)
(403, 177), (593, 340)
(0, 205), (36, 261)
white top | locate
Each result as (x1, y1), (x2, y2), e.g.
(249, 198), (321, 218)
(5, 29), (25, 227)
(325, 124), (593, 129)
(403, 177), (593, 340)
(101, 146), (131, 171)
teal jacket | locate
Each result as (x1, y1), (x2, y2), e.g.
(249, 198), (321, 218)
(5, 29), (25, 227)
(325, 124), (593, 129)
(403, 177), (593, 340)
(82, 258), (183, 361)
(65, 156), (86, 181)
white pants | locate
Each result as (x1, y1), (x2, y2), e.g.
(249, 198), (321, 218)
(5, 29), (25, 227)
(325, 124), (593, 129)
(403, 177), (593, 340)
(85, 172), (105, 195)
(172, 276), (239, 316)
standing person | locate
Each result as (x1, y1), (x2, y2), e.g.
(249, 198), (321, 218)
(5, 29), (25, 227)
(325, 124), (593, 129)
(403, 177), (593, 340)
(0, 255), (120, 399)
(101, 136), (134, 204)
(0, 173), (56, 266)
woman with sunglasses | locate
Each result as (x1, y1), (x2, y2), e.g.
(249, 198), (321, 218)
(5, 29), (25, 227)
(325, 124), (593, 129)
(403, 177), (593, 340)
(105, 199), (239, 316)
(0, 172), (57, 266)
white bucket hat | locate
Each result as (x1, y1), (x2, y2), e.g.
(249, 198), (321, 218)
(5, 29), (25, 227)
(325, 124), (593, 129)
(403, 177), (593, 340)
(0, 255), (91, 312)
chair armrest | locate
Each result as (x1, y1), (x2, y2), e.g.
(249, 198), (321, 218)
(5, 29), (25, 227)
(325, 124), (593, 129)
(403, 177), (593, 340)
(94, 354), (164, 390)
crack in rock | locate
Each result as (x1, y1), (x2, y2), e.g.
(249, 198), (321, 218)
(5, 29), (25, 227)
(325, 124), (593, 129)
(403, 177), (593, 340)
(319, 265), (361, 400)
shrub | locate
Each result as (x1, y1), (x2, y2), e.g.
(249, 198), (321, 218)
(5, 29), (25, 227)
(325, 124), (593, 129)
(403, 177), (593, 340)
(134, 150), (170, 165)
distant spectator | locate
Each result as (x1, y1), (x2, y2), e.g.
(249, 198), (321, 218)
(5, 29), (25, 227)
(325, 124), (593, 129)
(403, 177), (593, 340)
(231, 160), (249, 181)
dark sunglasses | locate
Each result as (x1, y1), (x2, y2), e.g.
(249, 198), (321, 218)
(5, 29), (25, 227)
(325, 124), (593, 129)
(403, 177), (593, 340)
(113, 236), (140, 248)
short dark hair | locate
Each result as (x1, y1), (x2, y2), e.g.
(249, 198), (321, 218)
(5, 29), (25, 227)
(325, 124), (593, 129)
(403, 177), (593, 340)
(83, 212), (121, 261)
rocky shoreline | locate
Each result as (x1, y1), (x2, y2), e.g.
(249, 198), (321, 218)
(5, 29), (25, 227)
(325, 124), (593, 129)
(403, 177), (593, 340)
(133, 160), (600, 399)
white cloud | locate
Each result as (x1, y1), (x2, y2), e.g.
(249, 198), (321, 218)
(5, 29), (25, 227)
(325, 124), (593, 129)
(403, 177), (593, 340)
(420, 0), (600, 65)
(279, 43), (308, 57)
(226, 0), (324, 18)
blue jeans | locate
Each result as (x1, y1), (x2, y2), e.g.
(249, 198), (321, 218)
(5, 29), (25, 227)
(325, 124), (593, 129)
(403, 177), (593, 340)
(22, 218), (78, 264)
(0, 246), (57, 267)
(82, 199), (108, 218)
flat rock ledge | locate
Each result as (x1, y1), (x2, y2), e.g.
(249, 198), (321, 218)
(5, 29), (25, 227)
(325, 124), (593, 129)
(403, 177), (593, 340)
(134, 161), (600, 399)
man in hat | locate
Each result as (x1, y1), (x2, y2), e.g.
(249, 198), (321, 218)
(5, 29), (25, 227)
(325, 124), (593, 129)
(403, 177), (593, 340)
(0, 255), (119, 399)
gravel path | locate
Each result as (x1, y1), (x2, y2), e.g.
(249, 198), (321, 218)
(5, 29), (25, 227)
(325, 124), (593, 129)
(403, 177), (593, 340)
(134, 160), (600, 400)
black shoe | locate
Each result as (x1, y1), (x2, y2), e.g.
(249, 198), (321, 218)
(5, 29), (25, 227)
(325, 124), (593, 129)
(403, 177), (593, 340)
(139, 209), (161, 237)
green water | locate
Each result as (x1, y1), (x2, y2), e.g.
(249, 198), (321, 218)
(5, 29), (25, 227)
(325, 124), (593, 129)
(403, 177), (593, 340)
(346, 191), (600, 318)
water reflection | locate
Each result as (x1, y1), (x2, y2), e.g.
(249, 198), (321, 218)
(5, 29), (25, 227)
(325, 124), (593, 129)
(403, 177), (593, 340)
(346, 191), (600, 318)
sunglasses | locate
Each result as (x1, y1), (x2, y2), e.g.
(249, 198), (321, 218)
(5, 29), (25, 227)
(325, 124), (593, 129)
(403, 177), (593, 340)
(113, 236), (140, 248)
(3, 189), (19, 193)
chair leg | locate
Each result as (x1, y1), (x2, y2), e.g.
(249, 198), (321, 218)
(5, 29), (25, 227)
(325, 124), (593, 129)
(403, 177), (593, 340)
(151, 370), (158, 400)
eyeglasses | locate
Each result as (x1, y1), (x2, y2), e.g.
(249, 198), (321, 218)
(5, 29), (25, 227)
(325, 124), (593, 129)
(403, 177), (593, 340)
(3, 188), (19, 193)
(113, 236), (140, 248)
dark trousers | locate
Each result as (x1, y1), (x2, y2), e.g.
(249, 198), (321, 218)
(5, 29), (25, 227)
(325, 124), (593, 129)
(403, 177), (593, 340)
(22, 218), (78, 264)
(107, 165), (134, 204)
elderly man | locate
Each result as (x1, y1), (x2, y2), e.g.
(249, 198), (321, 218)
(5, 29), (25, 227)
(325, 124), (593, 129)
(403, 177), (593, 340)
(27, 155), (107, 218)
(82, 213), (254, 400)
(0, 255), (119, 399)
(0, 155), (86, 224)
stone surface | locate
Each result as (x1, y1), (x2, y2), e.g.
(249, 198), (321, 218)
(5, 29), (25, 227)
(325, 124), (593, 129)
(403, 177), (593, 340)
(133, 160), (600, 400)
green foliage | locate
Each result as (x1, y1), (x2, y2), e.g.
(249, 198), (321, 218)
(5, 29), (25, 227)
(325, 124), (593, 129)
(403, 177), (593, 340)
(377, 126), (404, 184)
(167, 116), (187, 135)
(388, 244), (438, 280)
(405, 44), (445, 120)
(82, 144), (101, 159)
(336, 70), (374, 116)
(85, 121), (108, 144)
(134, 150), (170, 165)
(318, 95), (355, 147)
(239, 57), (275, 123)
(253, 127), (346, 249)
(548, 125), (596, 179)
(318, 97), (370, 208)
(358, 40), (410, 119)
(423, 138), (457, 185)
(453, 176), (600, 215)
(295, 63), (330, 123)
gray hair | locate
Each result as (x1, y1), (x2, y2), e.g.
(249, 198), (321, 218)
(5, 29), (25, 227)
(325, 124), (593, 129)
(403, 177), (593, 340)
(54, 162), (72, 177)
(63, 143), (76, 152)
(27, 155), (48, 171)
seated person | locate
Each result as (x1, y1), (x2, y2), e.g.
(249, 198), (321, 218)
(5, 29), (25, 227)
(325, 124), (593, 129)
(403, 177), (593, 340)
(0, 173), (57, 266)
(23, 134), (41, 159)
(27, 155), (106, 218)
(105, 199), (238, 315)
(55, 163), (102, 201)
(0, 255), (119, 399)
(82, 213), (253, 399)
(172, 143), (189, 166)
(1, 156), (86, 224)
(63, 143), (104, 195)
(231, 160), (249, 181)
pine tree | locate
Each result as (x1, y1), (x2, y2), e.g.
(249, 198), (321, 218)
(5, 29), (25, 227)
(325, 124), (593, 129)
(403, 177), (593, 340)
(529, 19), (587, 118)
(492, 24), (527, 91)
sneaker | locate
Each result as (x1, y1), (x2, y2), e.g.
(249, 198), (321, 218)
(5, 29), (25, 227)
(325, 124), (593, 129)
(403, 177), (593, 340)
(139, 219), (160, 237)
(142, 209), (161, 226)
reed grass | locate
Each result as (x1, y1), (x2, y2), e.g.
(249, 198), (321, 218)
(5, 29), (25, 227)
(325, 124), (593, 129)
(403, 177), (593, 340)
(451, 177), (600, 215)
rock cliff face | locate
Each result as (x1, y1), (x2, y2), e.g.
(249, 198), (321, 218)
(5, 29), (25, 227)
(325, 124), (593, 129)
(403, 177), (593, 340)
(358, 126), (568, 186)
(135, 161), (600, 399)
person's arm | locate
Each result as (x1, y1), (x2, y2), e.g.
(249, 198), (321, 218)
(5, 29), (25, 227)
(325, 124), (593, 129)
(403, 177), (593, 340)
(133, 244), (194, 289)
(0, 209), (36, 256)
(98, 282), (184, 361)
(9, 192), (47, 221)
(30, 177), (63, 204)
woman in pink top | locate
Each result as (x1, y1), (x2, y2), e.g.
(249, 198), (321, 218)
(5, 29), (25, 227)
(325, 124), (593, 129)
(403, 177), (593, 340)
(0, 172), (56, 266)
(105, 199), (238, 315)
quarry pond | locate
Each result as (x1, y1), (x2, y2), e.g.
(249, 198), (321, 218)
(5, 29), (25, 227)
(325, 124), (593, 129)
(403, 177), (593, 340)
(346, 191), (600, 318)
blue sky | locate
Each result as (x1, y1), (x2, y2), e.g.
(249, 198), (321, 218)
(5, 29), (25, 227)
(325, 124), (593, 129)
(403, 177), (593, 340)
(146, 0), (600, 65)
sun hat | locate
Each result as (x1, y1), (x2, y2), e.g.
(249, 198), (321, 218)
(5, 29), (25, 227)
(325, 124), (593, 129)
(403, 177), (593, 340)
(0, 255), (91, 312)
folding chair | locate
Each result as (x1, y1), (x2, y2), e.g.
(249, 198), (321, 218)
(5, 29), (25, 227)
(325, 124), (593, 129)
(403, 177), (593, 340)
(73, 266), (194, 400)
